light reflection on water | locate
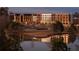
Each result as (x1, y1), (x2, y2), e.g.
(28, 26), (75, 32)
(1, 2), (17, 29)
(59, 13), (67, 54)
(67, 37), (79, 51)
(21, 37), (79, 51)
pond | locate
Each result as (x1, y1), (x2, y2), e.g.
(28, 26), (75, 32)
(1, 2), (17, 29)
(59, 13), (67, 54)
(67, 37), (79, 51)
(20, 36), (79, 51)
(20, 41), (51, 51)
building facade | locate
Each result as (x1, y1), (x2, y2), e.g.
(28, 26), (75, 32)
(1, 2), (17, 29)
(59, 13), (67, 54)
(32, 14), (41, 24)
(52, 13), (71, 27)
(40, 14), (52, 24)
(72, 12), (79, 30)
(9, 12), (71, 28)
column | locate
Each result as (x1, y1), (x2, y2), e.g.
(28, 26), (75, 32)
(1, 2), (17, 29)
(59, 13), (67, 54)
(14, 14), (16, 22)
(19, 14), (21, 23)
(23, 14), (24, 24)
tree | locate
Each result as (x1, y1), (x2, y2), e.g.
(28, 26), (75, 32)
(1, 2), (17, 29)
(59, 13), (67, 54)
(55, 21), (64, 33)
(3, 21), (23, 51)
(51, 21), (64, 34)
(10, 22), (23, 30)
(51, 20), (64, 41)
(68, 23), (77, 43)
(0, 7), (8, 16)
(51, 37), (68, 51)
(50, 21), (67, 51)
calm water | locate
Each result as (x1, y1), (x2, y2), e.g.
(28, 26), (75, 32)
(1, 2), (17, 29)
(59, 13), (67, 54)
(67, 37), (79, 51)
(20, 41), (51, 51)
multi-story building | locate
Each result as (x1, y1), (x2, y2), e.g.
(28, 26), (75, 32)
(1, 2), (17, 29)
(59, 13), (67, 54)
(40, 13), (52, 24)
(52, 13), (71, 28)
(9, 13), (21, 23)
(23, 14), (33, 25)
(9, 12), (14, 21)
(72, 12), (79, 30)
(9, 12), (71, 28)
(32, 14), (41, 24)
(9, 13), (33, 25)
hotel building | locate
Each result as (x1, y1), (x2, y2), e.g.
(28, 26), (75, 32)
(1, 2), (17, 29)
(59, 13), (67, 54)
(40, 14), (52, 24)
(9, 12), (71, 27)
(32, 14), (41, 24)
(9, 13), (42, 25)
(9, 13), (33, 25)
(52, 13), (71, 28)
(72, 12), (79, 31)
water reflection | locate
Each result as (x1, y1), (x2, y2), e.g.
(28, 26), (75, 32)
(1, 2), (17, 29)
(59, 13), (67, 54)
(67, 37), (79, 51)
(20, 41), (51, 51)
(5, 28), (79, 51)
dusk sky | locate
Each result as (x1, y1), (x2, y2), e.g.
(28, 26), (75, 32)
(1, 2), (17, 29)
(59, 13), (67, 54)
(9, 7), (79, 13)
